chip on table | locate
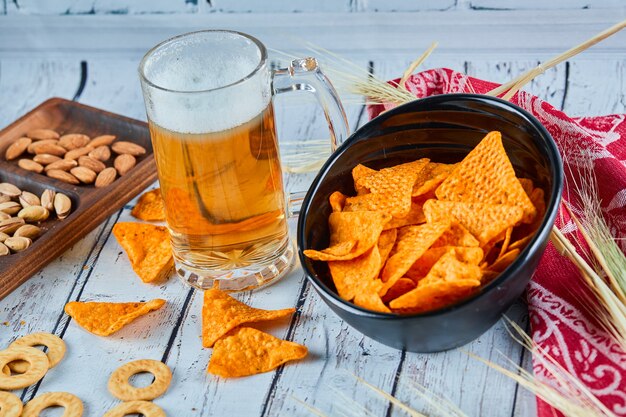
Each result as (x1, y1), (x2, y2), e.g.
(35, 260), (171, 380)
(303, 131), (544, 315)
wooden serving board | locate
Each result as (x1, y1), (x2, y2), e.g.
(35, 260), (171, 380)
(0, 98), (157, 300)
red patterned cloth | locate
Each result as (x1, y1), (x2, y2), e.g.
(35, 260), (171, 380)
(367, 68), (626, 416)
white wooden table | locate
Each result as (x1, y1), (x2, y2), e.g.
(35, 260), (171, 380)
(0, 10), (624, 416)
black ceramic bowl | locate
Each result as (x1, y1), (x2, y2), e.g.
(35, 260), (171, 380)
(297, 94), (563, 353)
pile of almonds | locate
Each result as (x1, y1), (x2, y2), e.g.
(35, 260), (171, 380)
(5, 128), (146, 187)
(0, 182), (71, 256)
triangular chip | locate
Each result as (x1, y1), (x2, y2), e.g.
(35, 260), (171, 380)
(378, 229), (397, 266)
(64, 299), (165, 336)
(329, 191), (347, 212)
(328, 245), (382, 301)
(202, 289), (295, 348)
(498, 227), (514, 258)
(112, 222), (174, 283)
(131, 188), (166, 221)
(303, 211), (391, 261)
(412, 162), (456, 197)
(390, 251), (481, 312)
(380, 221), (450, 292)
(423, 200), (523, 246)
(489, 248), (521, 273)
(518, 178), (534, 196)
(381, 278), (417, 304)
(208, 327), (307, 378)
(432, 222), (479, 248)
(353, 279), (390, 313)
(383, 201), (426, 230)
(344, 192), (410, 218)
(352, 164), (377, 195)
(405, 246), (484, 281)
(435, 131), (536, 223)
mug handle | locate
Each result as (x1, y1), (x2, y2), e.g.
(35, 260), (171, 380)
(272, 57), (350, 217)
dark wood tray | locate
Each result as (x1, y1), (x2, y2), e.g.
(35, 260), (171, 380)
(0, 98), (157, 300)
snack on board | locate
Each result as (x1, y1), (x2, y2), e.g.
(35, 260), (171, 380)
(103, 400), (166, 417)
(8, 332), (66, 373)
(207, 326), (308, 378)
(64, 299), (166, 336)
(108, 359), (172, 401)
(303, 131), (545, 314)
(131, 188), (166, 222)
(4, 129), (144, 186)
(0, 346), (49, 390)
(202, 288), (295, 347)
(112, 222), (174, 283)
(21, 392), (83, 417)
(0, 391), (23, 415)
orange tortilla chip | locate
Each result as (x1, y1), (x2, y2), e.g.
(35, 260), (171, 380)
(509, 234), (533, 251)
(498, 227), (514, 258)
(383, 202), (426, 230)
(423, 200), (523, 246)
(381, 221), (450, 291)
(344, 192), (410, 218)
(208, 327), (307, 378)
(352, 164), (377, 195)
(131, 188), (166, 221)
(378, 229), (397, 266)
(519, 178), (534, 196)
(381, 278), (417, 304)
(489, 248), (520, 273)
(202, 289), (295, 348)
(405, 246), (483, 281)
(112, 222), (174, 283)
(435, 131), (536, 223)
(329, 245), (382, 301)
(329, 191), (347, 212)
(432, 222), (479, 248)
(303, 211), (391, 261)
(64, 299), (165, 336)
(412, 162), (456, 197)
(390, 251), (481, 312)
(353, 279), (390, 313)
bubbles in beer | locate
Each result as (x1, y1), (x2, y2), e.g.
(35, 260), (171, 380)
(141, 31), (271, 135)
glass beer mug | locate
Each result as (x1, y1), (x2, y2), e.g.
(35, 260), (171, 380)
(138, 30), (348, 292)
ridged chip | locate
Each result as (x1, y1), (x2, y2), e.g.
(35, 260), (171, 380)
(131, 188), (166, 221)
(405, 246), (484, 281)
(328, 245), (382, 301)
(412, 162), (456, 197)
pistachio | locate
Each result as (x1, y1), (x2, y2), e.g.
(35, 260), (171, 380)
(5, 236), (31, 252)
(19, 191), (41, 208)
(26, 128), (60, 141)
(111, 141), (146, 156)
(0, 242), (9, 256)
(5, 137), (32, 160)
(0, 201), (22, 215)
(0, 212), (10, 221)
(14, 224), (41, 239)
(0, 217), (25, 234)
(33, 153), (62, 165)
(0, 183), (21, 198)
(41, 189), (56, 211)
(0, 195), (10, 204)
(54, 193), (72, 220)
(70, 166), (97, 184)
(18, 206), (49, 223)
(18, 158), (44, 173)
(0, 232), (9, 242)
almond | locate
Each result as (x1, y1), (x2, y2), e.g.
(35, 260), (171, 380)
(5, 137), (32, 160)
(31, 142), (67, 157)
(47, 169), (80, 185)
(70, 166), (97, 184)
(54, 193), (72, 219)
(89, 135), (116, 147)
(64, 146), (94, 161)
(18, 159), (44, 174)
(27, 140), (59, 154)
(33, 154), (62, 165)
(45, 159), (77, 172)
(95, 167), (117, 188)
(26, 129), (59, 141)
(111, 141), (146, 156)
(88, 145), (111, 162)
(59, 133), (90, 150)
(78, 156), (105, 173)
(114, 154), (136, 176)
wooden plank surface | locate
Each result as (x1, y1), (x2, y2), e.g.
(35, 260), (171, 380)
(0, 32), (624, 417)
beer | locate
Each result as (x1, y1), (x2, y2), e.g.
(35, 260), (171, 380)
(148, 102), (289, 273)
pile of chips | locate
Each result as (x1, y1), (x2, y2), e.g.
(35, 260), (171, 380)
(304, 131), (545, 314)
(202, 289), (307, 378)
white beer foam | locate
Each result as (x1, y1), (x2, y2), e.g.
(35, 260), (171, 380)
(142, 32), (270, 134)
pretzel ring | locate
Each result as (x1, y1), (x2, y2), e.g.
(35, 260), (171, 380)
(102, 400), (166, 417)
(108, 359), (172, 401)
(0, 347), (49, 390)
(8, 332), (66, 374)
(21, 392), (83, 417)
(0, 391), (23, 417)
